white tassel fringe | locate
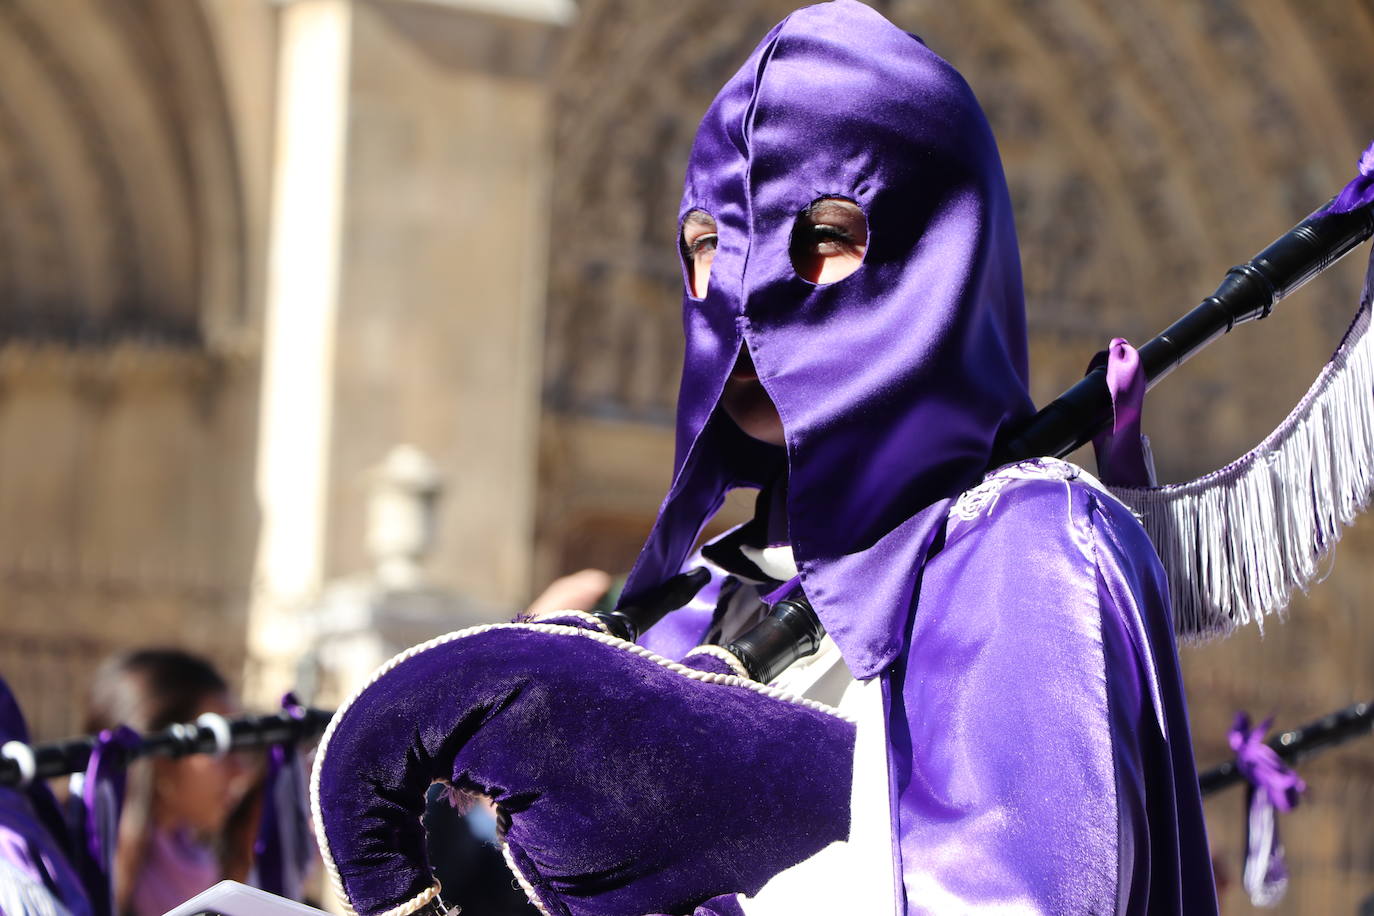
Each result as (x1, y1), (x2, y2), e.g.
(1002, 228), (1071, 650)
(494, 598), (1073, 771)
(1110, 249), (1374, 639)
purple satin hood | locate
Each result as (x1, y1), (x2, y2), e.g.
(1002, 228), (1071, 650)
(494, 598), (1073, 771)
(620, 0), (1034, 678)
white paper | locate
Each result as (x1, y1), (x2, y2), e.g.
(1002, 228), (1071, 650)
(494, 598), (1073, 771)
(161, 881), (329, 916)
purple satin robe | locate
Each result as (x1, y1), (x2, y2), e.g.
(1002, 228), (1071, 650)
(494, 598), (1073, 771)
(892, 462), (1213, 913)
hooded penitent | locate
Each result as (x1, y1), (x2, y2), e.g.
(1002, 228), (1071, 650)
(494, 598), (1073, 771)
(626, 2), (1218, 913)
(618, 0), (1033, 678)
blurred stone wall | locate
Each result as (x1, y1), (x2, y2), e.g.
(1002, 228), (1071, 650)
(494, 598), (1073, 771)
(0, 0), (273, 739)
(538, 2), (1374, 912)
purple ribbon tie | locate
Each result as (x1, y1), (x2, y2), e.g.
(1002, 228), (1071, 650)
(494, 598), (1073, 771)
(79, 725), (141, 916)
(762, 575), (803, 606)
(1229, 712), (1306, 907)
(1229, 713), (1306, 811)
(254, 692), (316, 900)
(1326, 139), (1374, 215)
(1089, 338), (1155, 488)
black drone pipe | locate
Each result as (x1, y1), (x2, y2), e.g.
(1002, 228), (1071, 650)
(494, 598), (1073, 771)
(0, 707), (332, 788)
(995, 197), (1374, 465)
(1198, 699), (1374, 797)
(7, 696), (1371, 801)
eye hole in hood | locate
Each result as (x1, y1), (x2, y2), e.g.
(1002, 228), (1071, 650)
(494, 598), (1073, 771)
(790, 197), (868, 284)
(681, 209), (718, 299)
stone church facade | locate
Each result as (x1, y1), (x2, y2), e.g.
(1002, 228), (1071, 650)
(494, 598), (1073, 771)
(0, 0), (1371, 911)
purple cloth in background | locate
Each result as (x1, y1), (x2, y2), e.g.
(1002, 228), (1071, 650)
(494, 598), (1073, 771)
(127, 827), (218, 916)
(1229, 714), (1305, 906)
(66, 726), (140, 916)
(254, 694), (316, 901)
(0, 791), (93, 916)
(0, 677), (93, 916)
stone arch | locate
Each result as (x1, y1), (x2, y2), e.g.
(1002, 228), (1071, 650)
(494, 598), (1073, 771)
(0, 0), (261, 742)
(0, 0), (247, 344)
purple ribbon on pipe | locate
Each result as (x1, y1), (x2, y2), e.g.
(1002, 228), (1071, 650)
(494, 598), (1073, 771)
(1229, 713), (1306, 907)
(1088, 339), (1156, 488)
(763, 574), (802, 606)
(76, 725), (141, 916)
(1326, 140), (1374, 215)
(253, 692), (316, 900)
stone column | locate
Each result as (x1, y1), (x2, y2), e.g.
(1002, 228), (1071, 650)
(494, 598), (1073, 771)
(247, 0), (570, 704)
(248, 0), (354, 703)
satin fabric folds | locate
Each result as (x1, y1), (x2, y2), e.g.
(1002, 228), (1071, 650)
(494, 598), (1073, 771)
(886, 462), (1215, 914)
(627, 1), (1216, 913)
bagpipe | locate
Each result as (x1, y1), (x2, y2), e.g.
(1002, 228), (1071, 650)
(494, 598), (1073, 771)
(0, 708), (333, 788)
(4, 150), (1368, 916)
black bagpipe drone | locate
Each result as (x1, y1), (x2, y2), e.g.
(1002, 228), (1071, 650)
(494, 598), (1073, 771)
(1, 694), (1370, 799)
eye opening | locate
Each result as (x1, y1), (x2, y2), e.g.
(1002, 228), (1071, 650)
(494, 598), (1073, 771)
(789, 196), (868, 285)
(681, 209), (718, 299)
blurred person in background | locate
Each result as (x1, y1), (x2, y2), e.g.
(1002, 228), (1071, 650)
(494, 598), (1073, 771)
(83, 649), (258, 916)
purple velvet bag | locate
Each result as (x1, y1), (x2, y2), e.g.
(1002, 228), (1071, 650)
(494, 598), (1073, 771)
(311, 621), (856, 916)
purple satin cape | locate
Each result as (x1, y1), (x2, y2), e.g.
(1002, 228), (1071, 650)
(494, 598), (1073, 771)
(888, 464), (1215, 913)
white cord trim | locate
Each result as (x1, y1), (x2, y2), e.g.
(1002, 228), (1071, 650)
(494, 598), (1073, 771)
(375, 884), (442, 916)
(2, 740), (35, 786)
(195, 712), (233, 756)
(311, 621), (856, 913)
(683, 644), (752, 679)
(500, 841), (556, 916)
(525, 609), (611, 634)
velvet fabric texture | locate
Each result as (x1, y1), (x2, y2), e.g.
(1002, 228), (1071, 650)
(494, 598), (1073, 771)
(312, 625), (855, 916)
(618, 0), (1033, 681)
